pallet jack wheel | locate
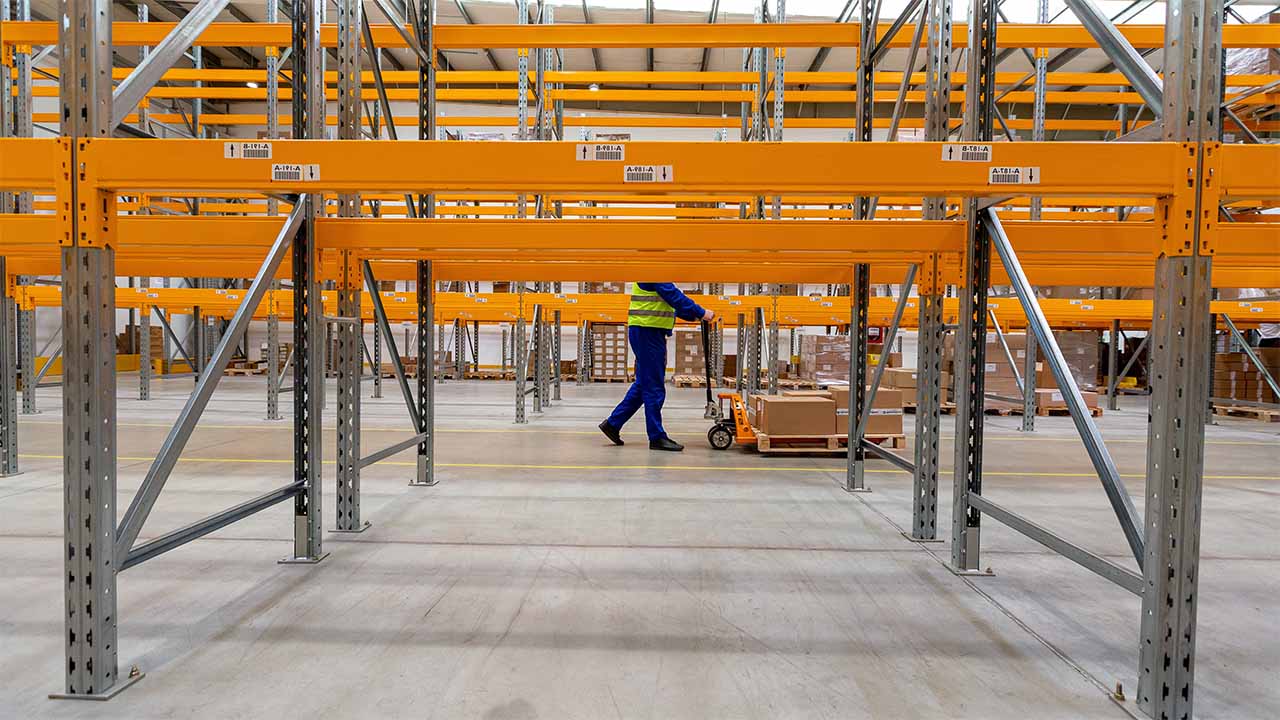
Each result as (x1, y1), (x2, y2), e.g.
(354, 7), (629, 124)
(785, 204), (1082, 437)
(707, 424), (734, 450)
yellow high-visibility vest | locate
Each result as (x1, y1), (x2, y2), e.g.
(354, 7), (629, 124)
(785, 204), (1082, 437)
(627, 283), (676, 330)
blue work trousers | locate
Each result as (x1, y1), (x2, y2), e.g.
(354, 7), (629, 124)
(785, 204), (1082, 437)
(606, 325), (669, 441)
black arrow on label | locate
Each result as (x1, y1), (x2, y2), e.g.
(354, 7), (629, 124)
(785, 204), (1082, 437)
(660, 166), (668, 180)
(581, 146), (588, 159)
(946, 146), (954, 159)
(1027, 167), (1036, 183)
(308, 166), (315, 180)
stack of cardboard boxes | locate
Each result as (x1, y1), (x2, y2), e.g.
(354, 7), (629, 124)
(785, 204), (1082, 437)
(1214, 349), (1280, 405)
(582, 282), (625, 294)
(747, 385), (903, 438)
(940, 330), (1100, 410)
(798, 334), (851, 383)
(672, 326), (707, 377)
(591, 324), (630, 381)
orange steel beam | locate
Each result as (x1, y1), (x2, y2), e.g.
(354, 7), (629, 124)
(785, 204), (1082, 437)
(77, 139), (1181, 196)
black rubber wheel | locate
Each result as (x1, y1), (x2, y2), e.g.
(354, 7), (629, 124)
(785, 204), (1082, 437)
(707, 425), (734, 450)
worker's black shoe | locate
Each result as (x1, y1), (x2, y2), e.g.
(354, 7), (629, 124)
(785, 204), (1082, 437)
(649, 437), (684, 452)
(599, 421), (624, 446)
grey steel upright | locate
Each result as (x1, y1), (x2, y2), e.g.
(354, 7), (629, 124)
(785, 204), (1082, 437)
(1138, 0), (1221, 715)
(950, 0), (997, 574)
(282, 0), (327, 564)
(333, 0), (368, 532)
(52, 0), (132, 699)
(414, 262), (436, 486)
(846, 265), (871, 492)
(0, 259), (17, 476)
(911, 0), (952, 540)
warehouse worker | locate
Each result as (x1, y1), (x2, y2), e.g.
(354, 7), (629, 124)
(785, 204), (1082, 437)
(599, 283), (716, 451)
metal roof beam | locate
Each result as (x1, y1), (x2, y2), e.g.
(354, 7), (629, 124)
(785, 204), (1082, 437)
(454, 0), (503, 70)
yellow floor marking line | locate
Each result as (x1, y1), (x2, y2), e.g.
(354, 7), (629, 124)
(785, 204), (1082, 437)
(19, 419), (1278, 446)
(15, 454), (1280, 481)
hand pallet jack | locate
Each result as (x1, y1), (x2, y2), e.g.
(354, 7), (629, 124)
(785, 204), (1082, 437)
(701, 319), (757, 450)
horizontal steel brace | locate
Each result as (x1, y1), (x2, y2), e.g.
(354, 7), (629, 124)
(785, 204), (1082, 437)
(968, 492), (1142, 595)
(861, 438), (915, 474)
(358, 432), (429, 469)
(121, 481), (304, 571)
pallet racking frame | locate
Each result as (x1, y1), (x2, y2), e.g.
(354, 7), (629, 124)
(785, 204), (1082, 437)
(0, 1), (1277, 717)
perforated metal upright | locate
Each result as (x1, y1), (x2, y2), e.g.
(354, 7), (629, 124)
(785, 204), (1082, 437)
(907, 0), (951, 540)
(282, 0), (327, 564)
(949, 0), (997, 573)
(52, 0), (127, 698)
(846, 265), (871, 492)
(1138, 0), (1221, 715)
(413, 261), (436, 486)
(552, 309), (562, 400)
(332, 0), (367, 531)
(1020, 0), (1048, 431)
(138, 280), (151, 401)
(0, 262), (17, 476)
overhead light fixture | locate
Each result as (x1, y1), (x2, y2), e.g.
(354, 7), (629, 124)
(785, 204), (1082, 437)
(246, 81), (259, 89)
(588, 83), (600, 92)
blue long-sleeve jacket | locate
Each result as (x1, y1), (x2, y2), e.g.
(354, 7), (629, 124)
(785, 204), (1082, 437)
(637, 283), (707, 335)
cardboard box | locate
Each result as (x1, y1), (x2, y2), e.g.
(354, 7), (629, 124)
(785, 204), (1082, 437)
(883, 367), (918, 389)
(865, 411), (903, 436)
(756, 396), (837, 436)
(1036, 388), (1100, 410)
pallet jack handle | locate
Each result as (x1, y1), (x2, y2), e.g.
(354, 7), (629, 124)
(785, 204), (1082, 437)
(701, 319), (719, 420)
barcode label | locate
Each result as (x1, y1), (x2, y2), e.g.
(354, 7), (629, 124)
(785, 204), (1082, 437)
(1081, 304), (1094, 310)
(271, 163), (320, 182)
(988, 166), (1040, 185)
(575, 143), (625, 162)
(1051, 391), (1064, 402)
(1251, 306), (1263, 312)
(224, 141), (272, 159)
(941, 143), (992, 162)
(623, 164), (673, 183)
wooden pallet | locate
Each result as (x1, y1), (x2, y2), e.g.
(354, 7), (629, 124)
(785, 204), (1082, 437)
(778, 378), (820, 390)
(755, 432), (906, 454)
(1212, 404), (1280, 422)
(223, 367), (262, 376)
(904, 401), (957, 415)
(593, 376), (633, 383)
(983, 402), (1026, 416)
(672, 374), (717, 388)
(1038, 406), (1104, 418)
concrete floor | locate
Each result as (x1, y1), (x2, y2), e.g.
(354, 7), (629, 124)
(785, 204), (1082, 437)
(1, 375), (1277, 719)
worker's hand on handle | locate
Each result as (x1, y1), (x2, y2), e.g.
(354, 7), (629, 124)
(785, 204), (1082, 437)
(702, 308), (716, 323)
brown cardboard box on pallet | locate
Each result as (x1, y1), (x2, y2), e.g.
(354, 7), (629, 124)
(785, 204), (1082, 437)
(1036, 388), (1100, 410)
(882, 368), (918, 390)
(866, 388), (904, 435)
(805, 385), (903, 434)
(756, 396), (837, 436)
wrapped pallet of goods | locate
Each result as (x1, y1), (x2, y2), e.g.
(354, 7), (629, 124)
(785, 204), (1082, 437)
(798, 334), (850, 383)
